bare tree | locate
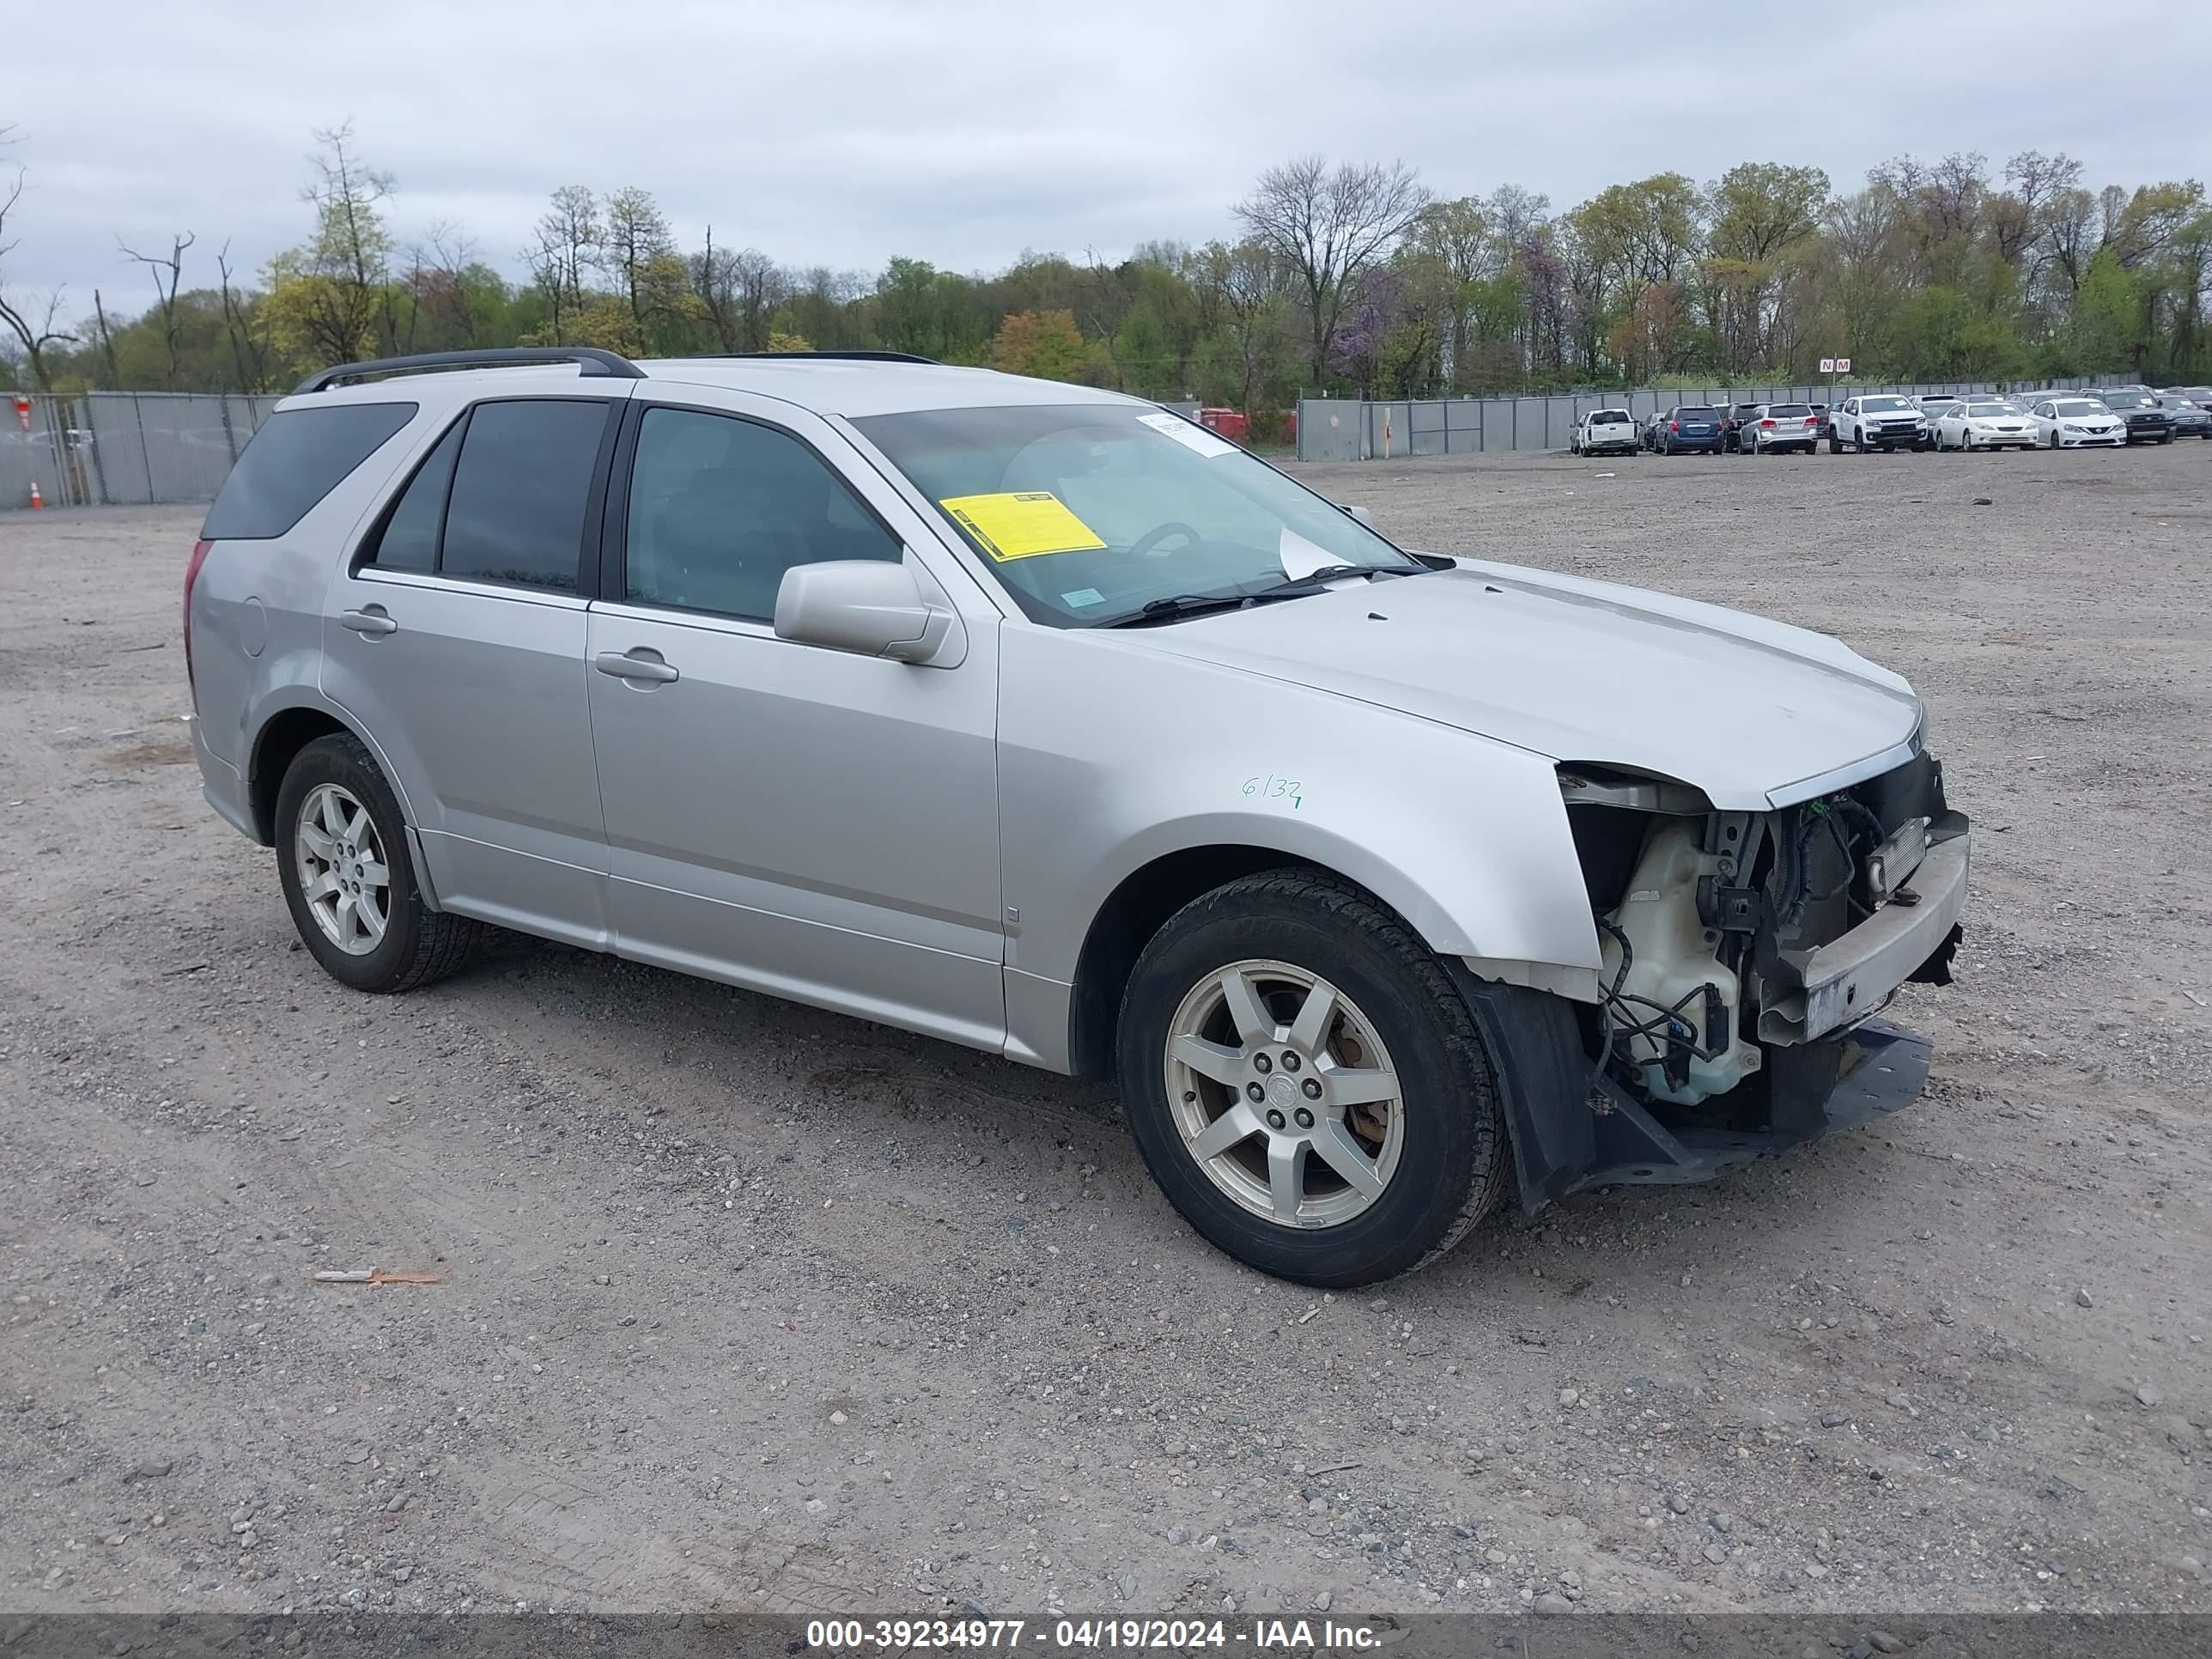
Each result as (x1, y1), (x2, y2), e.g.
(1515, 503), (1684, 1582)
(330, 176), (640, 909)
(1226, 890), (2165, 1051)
(599, 186), (673, 322)
(118, 229), (195, 388)
(535, 185), (599, 313)
(1236, 156), (1430, 381)
(685, 234), (784, 351)
(303, 123), (398, 357)
(91, 288), (124, 384)
(689, 227), (744, 350)
(215, 241), (270, 392)
(0, 153), (77, 391)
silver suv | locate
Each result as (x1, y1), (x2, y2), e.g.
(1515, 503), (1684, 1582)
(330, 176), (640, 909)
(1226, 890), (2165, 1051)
(188, 347), (1971, 1285)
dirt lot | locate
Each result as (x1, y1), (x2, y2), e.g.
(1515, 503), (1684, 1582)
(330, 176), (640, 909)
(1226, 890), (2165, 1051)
(3, 442), (2210, 1622)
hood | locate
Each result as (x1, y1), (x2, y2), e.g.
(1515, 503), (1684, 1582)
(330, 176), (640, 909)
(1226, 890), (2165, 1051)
(1128, 560), (1922, 811)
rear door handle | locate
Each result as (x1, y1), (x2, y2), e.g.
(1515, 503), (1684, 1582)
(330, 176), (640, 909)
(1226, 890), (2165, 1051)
(340, 606), (398, 636)
(594, 649), (679, 684)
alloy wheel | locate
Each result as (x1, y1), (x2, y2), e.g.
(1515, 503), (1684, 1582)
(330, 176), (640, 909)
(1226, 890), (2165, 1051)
(295, 783), (389, 956)
(1162, 960), (1405, 1230)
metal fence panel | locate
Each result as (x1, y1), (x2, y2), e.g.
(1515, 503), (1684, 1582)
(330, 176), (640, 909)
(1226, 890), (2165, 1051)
(0, 395), (83, 509)
(140, 393), (244, 504)
(1296, 399), (1362, 462)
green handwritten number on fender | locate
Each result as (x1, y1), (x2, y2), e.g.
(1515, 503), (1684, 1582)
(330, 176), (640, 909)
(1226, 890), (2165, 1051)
(1242, 775), (1304, 809)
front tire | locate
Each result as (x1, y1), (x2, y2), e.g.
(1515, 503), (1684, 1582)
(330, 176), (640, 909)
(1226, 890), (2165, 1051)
(1116, 872), (1510, 1286)
(275, 733), (483, 994)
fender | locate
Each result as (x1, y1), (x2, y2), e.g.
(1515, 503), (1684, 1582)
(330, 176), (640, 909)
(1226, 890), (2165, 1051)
(999, 624), (1605, 991)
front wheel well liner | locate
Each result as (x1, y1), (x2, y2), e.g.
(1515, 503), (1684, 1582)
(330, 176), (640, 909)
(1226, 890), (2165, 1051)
(1068, 845), (1340, 1080)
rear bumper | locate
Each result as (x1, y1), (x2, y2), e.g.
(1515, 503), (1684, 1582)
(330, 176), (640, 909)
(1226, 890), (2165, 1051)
(191, 715), (260, 843)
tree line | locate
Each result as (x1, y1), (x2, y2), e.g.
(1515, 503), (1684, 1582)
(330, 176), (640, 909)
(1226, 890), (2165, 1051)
(3, 122), (2205, 421)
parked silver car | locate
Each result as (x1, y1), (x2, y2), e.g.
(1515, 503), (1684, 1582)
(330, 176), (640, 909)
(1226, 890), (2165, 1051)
(186, 347), (1971, 1285)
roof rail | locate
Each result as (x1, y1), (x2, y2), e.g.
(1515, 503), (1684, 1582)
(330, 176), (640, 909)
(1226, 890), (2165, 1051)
(294, 347), (645, 394)
(709, 349), (939, 365)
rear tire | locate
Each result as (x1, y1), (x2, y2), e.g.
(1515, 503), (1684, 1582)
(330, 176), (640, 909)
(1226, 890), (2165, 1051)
(275, 733), (483, 994)
(1116, 872), (1510, 1287)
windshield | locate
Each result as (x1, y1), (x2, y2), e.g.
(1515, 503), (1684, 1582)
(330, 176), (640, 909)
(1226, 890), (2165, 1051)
(1765, 404), (1811, 418)
(2099, 392), (2154, 410)
(2054, 400), (2104, 416)
(1967, 404), (2017, 417)
(854, 404), (1421, 628)
(1674, 407), (1717, 418)
(1860, 396), (1911, 411)
(1589, 409), (1631, 423)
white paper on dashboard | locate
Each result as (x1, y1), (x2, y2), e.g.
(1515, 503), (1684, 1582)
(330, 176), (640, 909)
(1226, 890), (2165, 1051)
(1136, 410), (1238, 459)
(1277, 527), (1338, 581)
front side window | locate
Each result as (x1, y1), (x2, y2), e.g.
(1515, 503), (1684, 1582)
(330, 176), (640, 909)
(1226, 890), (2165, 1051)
(441, 400), (611, 592)
(623, 407), (902, 621)
(854, 404), (1421, 629)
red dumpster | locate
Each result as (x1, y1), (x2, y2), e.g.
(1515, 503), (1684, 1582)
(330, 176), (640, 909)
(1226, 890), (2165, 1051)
(1197, 407), (1250, 443)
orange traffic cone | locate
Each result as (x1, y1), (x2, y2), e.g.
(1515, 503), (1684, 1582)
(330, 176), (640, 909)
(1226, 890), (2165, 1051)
(27, 480), (43, 509)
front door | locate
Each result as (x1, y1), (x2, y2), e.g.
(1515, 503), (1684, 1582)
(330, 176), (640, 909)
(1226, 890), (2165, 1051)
(584, 397), (1005, 1051)
(322, 393), (622, 946)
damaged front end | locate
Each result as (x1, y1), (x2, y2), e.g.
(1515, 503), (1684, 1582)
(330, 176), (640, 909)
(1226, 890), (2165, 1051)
(1477, 750), (1968, 1210)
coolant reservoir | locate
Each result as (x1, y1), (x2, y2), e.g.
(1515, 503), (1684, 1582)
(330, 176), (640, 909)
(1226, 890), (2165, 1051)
(1599, 820), (1762, 1106)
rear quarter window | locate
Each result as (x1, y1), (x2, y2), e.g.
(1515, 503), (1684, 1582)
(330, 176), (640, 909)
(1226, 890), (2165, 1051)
(200, 403), (417, 540)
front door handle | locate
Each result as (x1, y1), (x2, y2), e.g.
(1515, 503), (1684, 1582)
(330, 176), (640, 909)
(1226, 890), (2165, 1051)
(594, 649), (679, 684)
(340, 606), (398, 637)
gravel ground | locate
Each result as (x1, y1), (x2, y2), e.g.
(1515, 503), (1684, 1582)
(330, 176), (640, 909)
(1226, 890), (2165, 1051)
(3, 443), (2209, 1621)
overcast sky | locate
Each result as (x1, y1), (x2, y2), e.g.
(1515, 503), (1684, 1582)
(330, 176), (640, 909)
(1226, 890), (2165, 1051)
(8, 0), (2208, 312)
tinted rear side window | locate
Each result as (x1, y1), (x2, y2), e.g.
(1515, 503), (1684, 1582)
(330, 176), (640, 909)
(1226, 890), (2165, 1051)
(201, 403), (416, 540)
(362, 418), (465, 573)
(441, 401), (611, 592)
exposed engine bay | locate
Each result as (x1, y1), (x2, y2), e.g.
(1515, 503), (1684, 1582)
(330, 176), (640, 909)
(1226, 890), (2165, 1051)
(1560, 751), (1967, 1120)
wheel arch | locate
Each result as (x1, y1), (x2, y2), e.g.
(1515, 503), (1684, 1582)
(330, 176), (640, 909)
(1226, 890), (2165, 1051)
(1067, 843), (1333, 1081)
(246, 697), (415, 848)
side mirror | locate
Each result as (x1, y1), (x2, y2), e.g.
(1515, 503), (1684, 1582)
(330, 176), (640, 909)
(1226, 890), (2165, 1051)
(1338, 502), (1376, 527)
(773, 560), (959, 665)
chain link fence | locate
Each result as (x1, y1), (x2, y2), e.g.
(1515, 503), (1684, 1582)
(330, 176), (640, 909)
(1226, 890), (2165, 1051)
(1296, 377), (2124, 462)
(1, 391), (285, 511)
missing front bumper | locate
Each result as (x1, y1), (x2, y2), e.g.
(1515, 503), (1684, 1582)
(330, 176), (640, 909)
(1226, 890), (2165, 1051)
(1564, 1018), (1930, 1197)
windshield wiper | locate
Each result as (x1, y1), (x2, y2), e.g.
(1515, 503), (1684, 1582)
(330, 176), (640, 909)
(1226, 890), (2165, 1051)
(1097, 563), (1429, 629)
(1097, 592), (1272, 628)
(1255, 562), (1425, 593)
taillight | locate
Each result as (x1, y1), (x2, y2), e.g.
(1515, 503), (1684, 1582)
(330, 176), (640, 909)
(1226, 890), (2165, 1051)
(184, 538), (213, 708)
(1803, 416), (1817, 426)
(1668, 420), (1679, 432)
(1759, 418), (1776, 428)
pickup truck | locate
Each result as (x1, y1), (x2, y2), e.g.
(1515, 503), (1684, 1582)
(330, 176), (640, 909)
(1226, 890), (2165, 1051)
(1571, 408), (1638, 457)
(1829, 395), (1928, 454)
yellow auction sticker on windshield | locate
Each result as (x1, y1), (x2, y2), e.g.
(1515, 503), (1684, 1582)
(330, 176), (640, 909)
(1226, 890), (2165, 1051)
(939, 491), (1107, 562)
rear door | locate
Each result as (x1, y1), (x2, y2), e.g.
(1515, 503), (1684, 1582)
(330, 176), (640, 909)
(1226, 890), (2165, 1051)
(322, 391), (624, 946)
(582, 390), (1006, 1052)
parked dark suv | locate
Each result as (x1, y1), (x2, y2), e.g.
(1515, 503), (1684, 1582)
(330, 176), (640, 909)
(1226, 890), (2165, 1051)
(1655, 405), (1724, 454)
(2083, 390), (2175, 444)
(1717, 403), (1762, 453)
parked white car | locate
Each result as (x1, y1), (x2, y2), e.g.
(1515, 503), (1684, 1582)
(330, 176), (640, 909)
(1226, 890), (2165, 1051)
(1829, 395), (1927, 453)
(1932, 400), (2038, 452)
(1571, 408), (1638, 457)
(2027, 397), (2123, 448)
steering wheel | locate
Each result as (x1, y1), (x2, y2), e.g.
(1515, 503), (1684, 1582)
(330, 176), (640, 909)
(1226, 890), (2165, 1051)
(1128, 521), (1203, 560)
